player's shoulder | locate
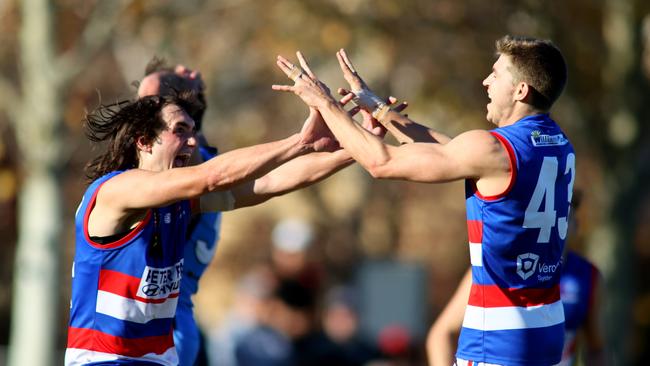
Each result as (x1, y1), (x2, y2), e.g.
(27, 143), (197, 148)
(450, 129), (503, 152)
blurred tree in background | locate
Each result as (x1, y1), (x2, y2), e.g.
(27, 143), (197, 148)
(0, 0), (648, 364)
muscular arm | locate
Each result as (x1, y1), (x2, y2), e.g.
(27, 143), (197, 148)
(229, 149), (353, 208)
(372, 109), (451, 144)
(318, 100), (509, 185)
(427, 269), (471, 366)
(89, 133), (311, 236)
(273, 54), (509, 186)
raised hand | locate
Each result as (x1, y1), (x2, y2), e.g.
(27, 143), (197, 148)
(298, 87), (362, 152)
(336, 49), (383, 112)
(272, 51), (336, 110)
(173, 65), (205, 93)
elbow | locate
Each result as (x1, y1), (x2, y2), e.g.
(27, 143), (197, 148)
(366, 159), (390, 179)
(205, 170), (238, 192)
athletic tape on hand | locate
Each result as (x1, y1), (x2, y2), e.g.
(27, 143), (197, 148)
(352, 89), (384, 110)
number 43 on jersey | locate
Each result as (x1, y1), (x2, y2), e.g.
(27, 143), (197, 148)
(524, 153), (575, 243)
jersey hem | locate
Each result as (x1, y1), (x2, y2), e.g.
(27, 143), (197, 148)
(456, 351), (561, 366)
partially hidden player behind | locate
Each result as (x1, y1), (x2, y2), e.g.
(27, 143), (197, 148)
(65, 83), (378, 365)
(426, 190), (606, 366)
(273, 35), (574, 365)
(137, 59), (223, 366)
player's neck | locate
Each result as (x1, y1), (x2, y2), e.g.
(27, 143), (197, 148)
(498, 103), (547, 127)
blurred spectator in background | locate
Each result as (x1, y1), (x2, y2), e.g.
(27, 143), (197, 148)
(234, 279), (316, 366)
(293, 285), (381, 366)
(209, 267), (277, 366)
(270, 218), (323, 295)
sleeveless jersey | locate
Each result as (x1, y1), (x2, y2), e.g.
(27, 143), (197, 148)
(174, 146), (222, 365)
(65, 171), (190, 365)
(458, 114), (575, 366)
(558, 251), (599, 366)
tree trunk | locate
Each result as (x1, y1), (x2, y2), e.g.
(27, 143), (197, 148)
(596, 0), (643, 364)
(7, 0), (64, 364)
(8, 172), (63, 366)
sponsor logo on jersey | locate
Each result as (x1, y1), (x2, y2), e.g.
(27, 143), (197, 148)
(530, 131), (569, 147)
(517, 252), (561, 281)
(137, 259), (183, 299)
(517, 253), (540, 280)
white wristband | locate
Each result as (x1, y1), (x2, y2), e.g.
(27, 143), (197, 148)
(371, 103), (391, 123)
(352, 89), (384, 110)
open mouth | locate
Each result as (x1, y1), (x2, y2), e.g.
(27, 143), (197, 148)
(173, 153), (192, 167)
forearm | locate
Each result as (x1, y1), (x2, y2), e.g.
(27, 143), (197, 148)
(199, 133), (311, 193)
(426, 326), (457, 366)
(319, 100), (393, 173)
(379, 110), (452, 144)
(232, 149), (354, 208)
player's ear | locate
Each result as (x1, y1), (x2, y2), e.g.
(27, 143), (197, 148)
(514, 81), (531, 103)
(136, 136), (153, 153)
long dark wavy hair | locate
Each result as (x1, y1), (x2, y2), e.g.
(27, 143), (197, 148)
(140, 56), (207, 130)
(84, 92), (202, 183)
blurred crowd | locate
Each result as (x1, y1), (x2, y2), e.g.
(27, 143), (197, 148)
(204, 218), (424, 366)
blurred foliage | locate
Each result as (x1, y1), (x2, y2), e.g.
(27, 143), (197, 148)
(0, 0), (649, 363)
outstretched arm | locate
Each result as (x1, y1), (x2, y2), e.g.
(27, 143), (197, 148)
(89, 118), (337, 237)
(336, 49), (451, 145)
(226, 105), (354, 209)
(272, 52), (509, 185)
(225, 91), (407, 209)
(426, 268), (471, 366)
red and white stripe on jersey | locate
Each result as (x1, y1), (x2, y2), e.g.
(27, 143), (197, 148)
(96, 269), (179, 323)
(467, 220), (483, 267)
(463, 300), (564, 331)
(65, 328), (177, 366)
(463, 281), (563, 331)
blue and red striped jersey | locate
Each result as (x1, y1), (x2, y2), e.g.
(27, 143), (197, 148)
(457, 114), (575, 366)
(65, 171), (190, 365)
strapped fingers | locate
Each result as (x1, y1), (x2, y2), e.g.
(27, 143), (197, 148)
(288, 67), (304, 82)
(277, 56), (304, 82)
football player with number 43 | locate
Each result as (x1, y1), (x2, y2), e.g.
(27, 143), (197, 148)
(273, 35), (574, 366)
